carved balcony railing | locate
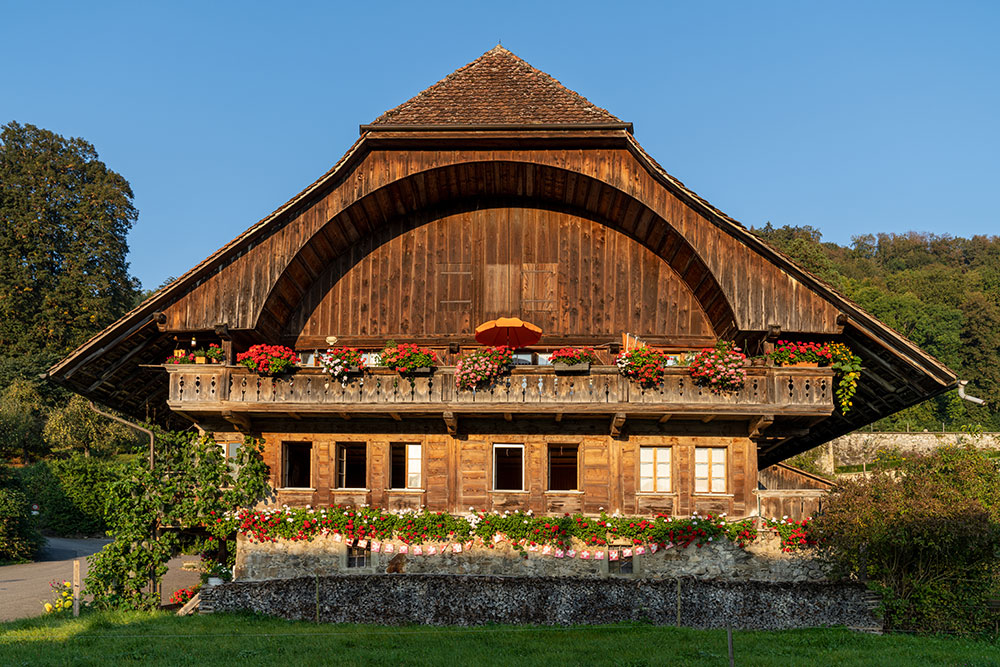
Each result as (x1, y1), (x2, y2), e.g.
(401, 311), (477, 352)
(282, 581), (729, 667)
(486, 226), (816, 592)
(165, 365), (835, 417)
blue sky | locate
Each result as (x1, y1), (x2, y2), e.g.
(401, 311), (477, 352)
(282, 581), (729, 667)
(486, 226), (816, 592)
(3, 1), (998, 290)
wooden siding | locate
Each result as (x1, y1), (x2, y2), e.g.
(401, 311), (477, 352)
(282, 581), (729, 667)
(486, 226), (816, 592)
(161, 147), (842, 337)
(288, 205), (713, 342)
(254, 428), (757, 518)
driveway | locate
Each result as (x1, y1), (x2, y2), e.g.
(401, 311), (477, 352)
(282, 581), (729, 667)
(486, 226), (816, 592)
(0, 537), (201, 621)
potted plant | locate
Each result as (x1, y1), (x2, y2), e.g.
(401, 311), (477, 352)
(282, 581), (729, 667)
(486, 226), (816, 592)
(236, 344), (298, 376)
(829, 342), (862, 414)
(688, 341), (747, 394)
(164, 353), (194, 365)
(379, 342), (438, 379)
(205, 343), (225, 364)
(319, 347), (365, 379)
(548, 346), (599, 373)
(455, 346), (514, 391)
(192, 348), (208, 364)
(202, 561), (232, 587)
(615, 347), (668, 388)
(769, 340), (833, 367)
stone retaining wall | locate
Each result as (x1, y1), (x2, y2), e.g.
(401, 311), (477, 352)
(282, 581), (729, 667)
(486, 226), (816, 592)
(822, 432), (1000, 471)
(200, 574), (878, 630)
(236, 532), (828, 583)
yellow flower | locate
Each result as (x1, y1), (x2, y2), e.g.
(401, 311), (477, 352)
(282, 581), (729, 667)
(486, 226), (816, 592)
(44, 603), (53, 613)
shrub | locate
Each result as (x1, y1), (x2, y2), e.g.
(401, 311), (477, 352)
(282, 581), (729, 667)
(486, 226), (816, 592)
(812, 445), (1000, 634)
(0, 466), (41, 563)
(17, 457), (127, 536)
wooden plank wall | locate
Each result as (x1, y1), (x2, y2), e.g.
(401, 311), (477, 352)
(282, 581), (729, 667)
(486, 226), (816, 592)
(251, 428), (757, 518)
(161, 148), (843, 337)
(289, 205), (713, 341)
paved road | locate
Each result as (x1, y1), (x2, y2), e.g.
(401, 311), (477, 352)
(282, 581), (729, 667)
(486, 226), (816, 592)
(0, 537), (201, 621)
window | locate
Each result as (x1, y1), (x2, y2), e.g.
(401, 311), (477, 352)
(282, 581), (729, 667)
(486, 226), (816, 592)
(346, 542), (370, 568)
(493, 444), (524, 491)
(639, 446), (671, 493)
(283, 442), (312, 488)
(336, 442), (367, 489)
(225, 441), (242, 460)
(695, 447), (727, 493)
(390, 443), (422, 489)
(548, 444), (578, 491)
(608, 554), (634, 575)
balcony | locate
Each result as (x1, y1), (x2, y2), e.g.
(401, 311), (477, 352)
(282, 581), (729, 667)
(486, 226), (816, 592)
(165, 365), (835, 421)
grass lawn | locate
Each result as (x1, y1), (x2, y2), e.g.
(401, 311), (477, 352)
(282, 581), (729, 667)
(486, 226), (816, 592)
(0, 612), (997, 666)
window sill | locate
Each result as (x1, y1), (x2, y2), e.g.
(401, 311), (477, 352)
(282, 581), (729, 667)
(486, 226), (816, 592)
(278, 487), (316, 492)
(490, 490), (529, 494)
(544, 490), (584, 495)
(333, 488), (371, 493)
(636, 492), (677, 496)
(692, 493), (734, 497)
(387, 489), (425, 493)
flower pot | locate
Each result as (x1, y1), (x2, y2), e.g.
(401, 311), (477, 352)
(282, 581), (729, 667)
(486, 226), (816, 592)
(173, 350), (186, 358)
(553, 362), (590, 374)
(346, 365), (363, 374)
(408, 367), (433, 375)
(787, 362), (820, 368)
(207, 577), (224, 587)
(195, 356), (207, 364)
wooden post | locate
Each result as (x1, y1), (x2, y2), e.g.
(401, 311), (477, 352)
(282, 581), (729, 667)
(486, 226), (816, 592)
(73, 560), (80, 617)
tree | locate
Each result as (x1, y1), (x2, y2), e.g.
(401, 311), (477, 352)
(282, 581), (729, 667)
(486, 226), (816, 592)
(0, 380), (48, 461)
(43, 395), (141, 458)
(0, 122), (139, 389)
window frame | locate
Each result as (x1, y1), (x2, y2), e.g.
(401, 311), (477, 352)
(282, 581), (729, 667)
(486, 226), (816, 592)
(638, 446), (672, 494)
(281, 441), (313, 490)
(335, 441), (368, 490)
(694, 447), (727, 494)
(389, 442), (424, 491)
(547, 443), (580, 492)
(492, 443), (525, 492)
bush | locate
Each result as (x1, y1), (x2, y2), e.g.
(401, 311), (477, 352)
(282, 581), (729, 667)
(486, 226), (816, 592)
(812, 445), (1000, 634)
(0, 466), (41, 563)
(16, 457), (126, 536)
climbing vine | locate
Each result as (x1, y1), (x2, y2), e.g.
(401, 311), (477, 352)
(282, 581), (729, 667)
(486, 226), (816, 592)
(84, 430), (269, 610)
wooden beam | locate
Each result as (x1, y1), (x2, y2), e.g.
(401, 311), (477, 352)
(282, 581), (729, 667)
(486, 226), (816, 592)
(86, 334), (161, 392)
(390, 412), (403, 422)
(503, 412), (513, 422)
(443, 411), (457, 435)
(701, 415), (715, 423)
(658, 414), (672, 423)
(611, 412), (626, 437)
(554, 412), (564, 423)
(287, 412), (302, 420)
(748, 414), (774, 438)
(221, 410), (251, 433)
(338, 412), (351, 421)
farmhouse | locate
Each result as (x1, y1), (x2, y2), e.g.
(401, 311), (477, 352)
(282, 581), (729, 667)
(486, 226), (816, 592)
(47, 47), (955, 521)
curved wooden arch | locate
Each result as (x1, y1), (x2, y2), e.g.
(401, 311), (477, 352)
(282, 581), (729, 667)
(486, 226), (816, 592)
(255, 161), (737, 340)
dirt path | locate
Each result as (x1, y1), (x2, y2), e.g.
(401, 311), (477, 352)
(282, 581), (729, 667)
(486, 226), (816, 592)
(0, 537), (201, 621)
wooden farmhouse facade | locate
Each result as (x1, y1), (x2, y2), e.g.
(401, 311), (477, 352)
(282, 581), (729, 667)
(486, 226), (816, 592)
(48, 47), (956, 519)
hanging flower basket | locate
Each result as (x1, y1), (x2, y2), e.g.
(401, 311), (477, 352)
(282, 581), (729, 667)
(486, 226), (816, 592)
(688, 341), (747, 394)
(379, 342), (439, 384)
(769, 340), (862, 413)
(236, 344), (298, 376)
(455, 346), (513, 391)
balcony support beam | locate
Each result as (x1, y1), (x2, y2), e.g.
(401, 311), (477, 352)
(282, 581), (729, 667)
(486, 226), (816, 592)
(443, 411), (458, 435)
(611, 412), (626, 437)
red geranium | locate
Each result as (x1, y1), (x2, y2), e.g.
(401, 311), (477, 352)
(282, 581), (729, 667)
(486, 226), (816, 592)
(236, 344), (298, 375)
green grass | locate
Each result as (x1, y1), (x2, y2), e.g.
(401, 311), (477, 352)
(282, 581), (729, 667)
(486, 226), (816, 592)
(0, 611), (997, 666)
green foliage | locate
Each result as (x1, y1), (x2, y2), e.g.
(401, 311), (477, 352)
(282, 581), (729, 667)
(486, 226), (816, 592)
(0, 380), (48, 461)
(230, 506), (757, 551)
(0, 122), (139, 388)
(812, 445), (1000, 634)
(0, 465), (41, 563)
(16, 457), (127, 536)
(752, 225), (1000, 430)
(84, 432), (270, 611)
(42, 395), (143, 458)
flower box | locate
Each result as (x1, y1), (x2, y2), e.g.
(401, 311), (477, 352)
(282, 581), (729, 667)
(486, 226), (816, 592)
(552, 361), (590, 374)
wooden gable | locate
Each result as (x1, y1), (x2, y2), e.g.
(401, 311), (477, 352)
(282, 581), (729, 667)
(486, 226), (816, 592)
(46, 47), (957, 462)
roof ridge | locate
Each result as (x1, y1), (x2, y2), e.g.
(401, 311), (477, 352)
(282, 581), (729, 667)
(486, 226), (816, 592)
(369, 47), (622, 127)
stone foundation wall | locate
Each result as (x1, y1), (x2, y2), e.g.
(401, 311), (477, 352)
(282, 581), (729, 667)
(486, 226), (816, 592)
(235, 532), (829, 583)
(200, 574), (878, 630)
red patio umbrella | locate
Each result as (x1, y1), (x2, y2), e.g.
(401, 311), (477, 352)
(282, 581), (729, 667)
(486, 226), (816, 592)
(474, 317), (542, 348)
